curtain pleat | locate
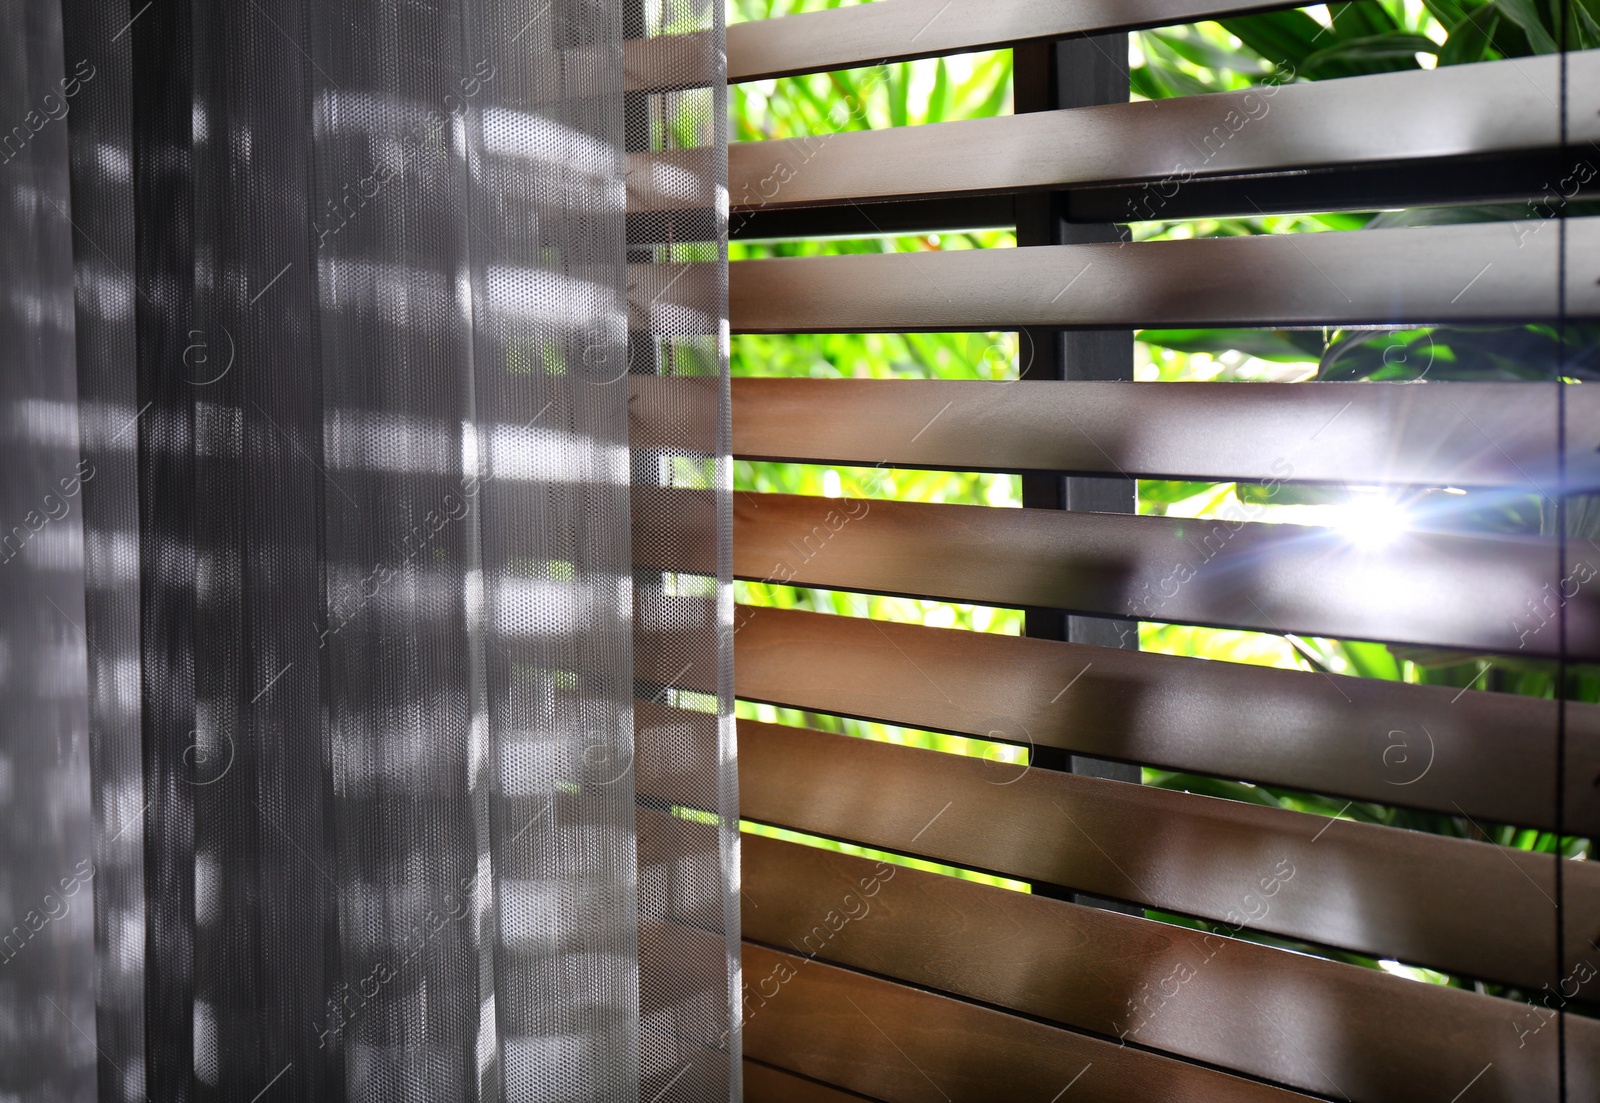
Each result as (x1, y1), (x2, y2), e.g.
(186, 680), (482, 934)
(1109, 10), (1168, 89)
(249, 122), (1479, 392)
(0, 0), (736, 1098)
(60, 0), (146, 1096)
(0, 0), (97, 1100)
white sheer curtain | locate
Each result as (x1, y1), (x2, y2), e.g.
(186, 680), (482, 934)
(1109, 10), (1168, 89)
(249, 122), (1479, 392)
(0, 0), (736, 1099)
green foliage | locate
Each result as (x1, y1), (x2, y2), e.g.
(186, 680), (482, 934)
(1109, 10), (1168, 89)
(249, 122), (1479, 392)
(730, 0), (1024, 669)
(1133, 3), (1600, 390)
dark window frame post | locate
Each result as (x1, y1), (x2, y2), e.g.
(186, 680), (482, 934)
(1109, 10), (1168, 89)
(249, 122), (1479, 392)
(1015, 35), (1142, 908)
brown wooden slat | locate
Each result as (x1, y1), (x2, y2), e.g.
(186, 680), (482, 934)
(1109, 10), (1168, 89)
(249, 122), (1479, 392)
(732, 605), (1600, 835)
(635, 590), (718, 693)
(742, 834), (1600, 1103)
(628, 261), (720, 336)
(627, 149), (719, 215)
(637, 916), (740, 1098)
(628, 375), (723, 460)
(633, 488), (719, 578)
(634, 700), (721, 811)
(623, 28), (716, 93)
(639, 806), (729, 934)
(731, 492), (1600, 659)
(741, 943), (1316, 1103)
(743, 1060), (878, 1103)
(731, 52), (1597, 210)
(724, 0), (1297, 82)
(737, 720), (1600, 990)
(730, 378), (1600, 491)
(728, 219), (1600, 333)
(509, 34), (714, 102)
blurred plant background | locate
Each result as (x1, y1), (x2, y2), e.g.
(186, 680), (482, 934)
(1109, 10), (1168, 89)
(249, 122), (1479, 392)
(728, 0), (1595, 992)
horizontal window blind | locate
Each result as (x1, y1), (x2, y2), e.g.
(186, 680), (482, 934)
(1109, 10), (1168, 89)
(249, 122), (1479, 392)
(639, 1), (1598, 1099)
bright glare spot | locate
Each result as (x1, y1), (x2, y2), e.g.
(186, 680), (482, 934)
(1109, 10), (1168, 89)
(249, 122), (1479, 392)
(1378, 959), (1422, 981)
(1333, 493), (1409, 550)
(821, 469), (842, 498)
(984, 474), (1019, 508)
(1378, 958), (1453, 985)
(1415, 51), (1437, 69)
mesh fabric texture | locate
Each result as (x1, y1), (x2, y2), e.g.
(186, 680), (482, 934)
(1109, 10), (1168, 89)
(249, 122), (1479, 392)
(0, 0), (737, 1098)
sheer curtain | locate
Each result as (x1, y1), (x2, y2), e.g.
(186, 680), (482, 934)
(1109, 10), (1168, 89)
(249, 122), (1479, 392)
(0, 0), (737, 1099)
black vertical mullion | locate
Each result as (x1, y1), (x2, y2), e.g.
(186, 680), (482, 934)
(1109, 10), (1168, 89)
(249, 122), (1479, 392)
(1014, 35), (1140, 907)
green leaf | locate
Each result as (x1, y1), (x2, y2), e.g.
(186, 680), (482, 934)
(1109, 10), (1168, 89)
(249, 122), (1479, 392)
(1140, 480), (1215, 505)
(1340, 641), (1404, 681)
(1235, 483), (1349, 507)
(1147, 772), (1285, 807)
(887, 65), (909, 129)
(1139, 327), (1324, 363)
(1327, 0), (1405, 38)
(1420, 0), (1475, 28)
(1301, 33), (1434, 76)
(1145, 27), (1277, 75)
(1219, 9), (1359, 78)
(1136, 35), (1232, 97)
(927, 58), (950, 124)
(1283, 635), (1335, 676)
(1317, 328), (1434, 381)
(1492, 0), (1560, 52)
(1574, 0), (1600, 49)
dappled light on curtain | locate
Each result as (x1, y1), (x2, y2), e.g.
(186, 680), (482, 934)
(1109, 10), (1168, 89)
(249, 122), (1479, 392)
(0, 0), (735, 1099)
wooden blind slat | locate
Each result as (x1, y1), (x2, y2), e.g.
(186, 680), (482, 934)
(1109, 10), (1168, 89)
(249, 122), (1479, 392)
(634, 700), (720, 811)
(730, 378), (1600, 491)
(743, 1060), (880, 1103)
(742, 834), (1600, 1103)
(635, 591), (719, 692)
(732, 606), (1600, 835)
(725, 0), (1298, 82)
(626, 148), (720, 214)
(628, 262), (720, 335)
(741, 943), (1317, 1103)
(623, 29), (716, 93)
(738, 721), (1600, 990)
(635, 2), (1313, 90)
(730, 52), (1592, 211)
(731, 492), (1600, 659)
(719, 6), (1598, 1100)
(628, 376), (723, 458)
(729, 220), (1600, 333)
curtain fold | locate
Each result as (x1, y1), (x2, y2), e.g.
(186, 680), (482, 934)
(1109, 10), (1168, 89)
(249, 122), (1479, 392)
(0, 0), (97, 1099)
(0, 0), (736, 1099)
